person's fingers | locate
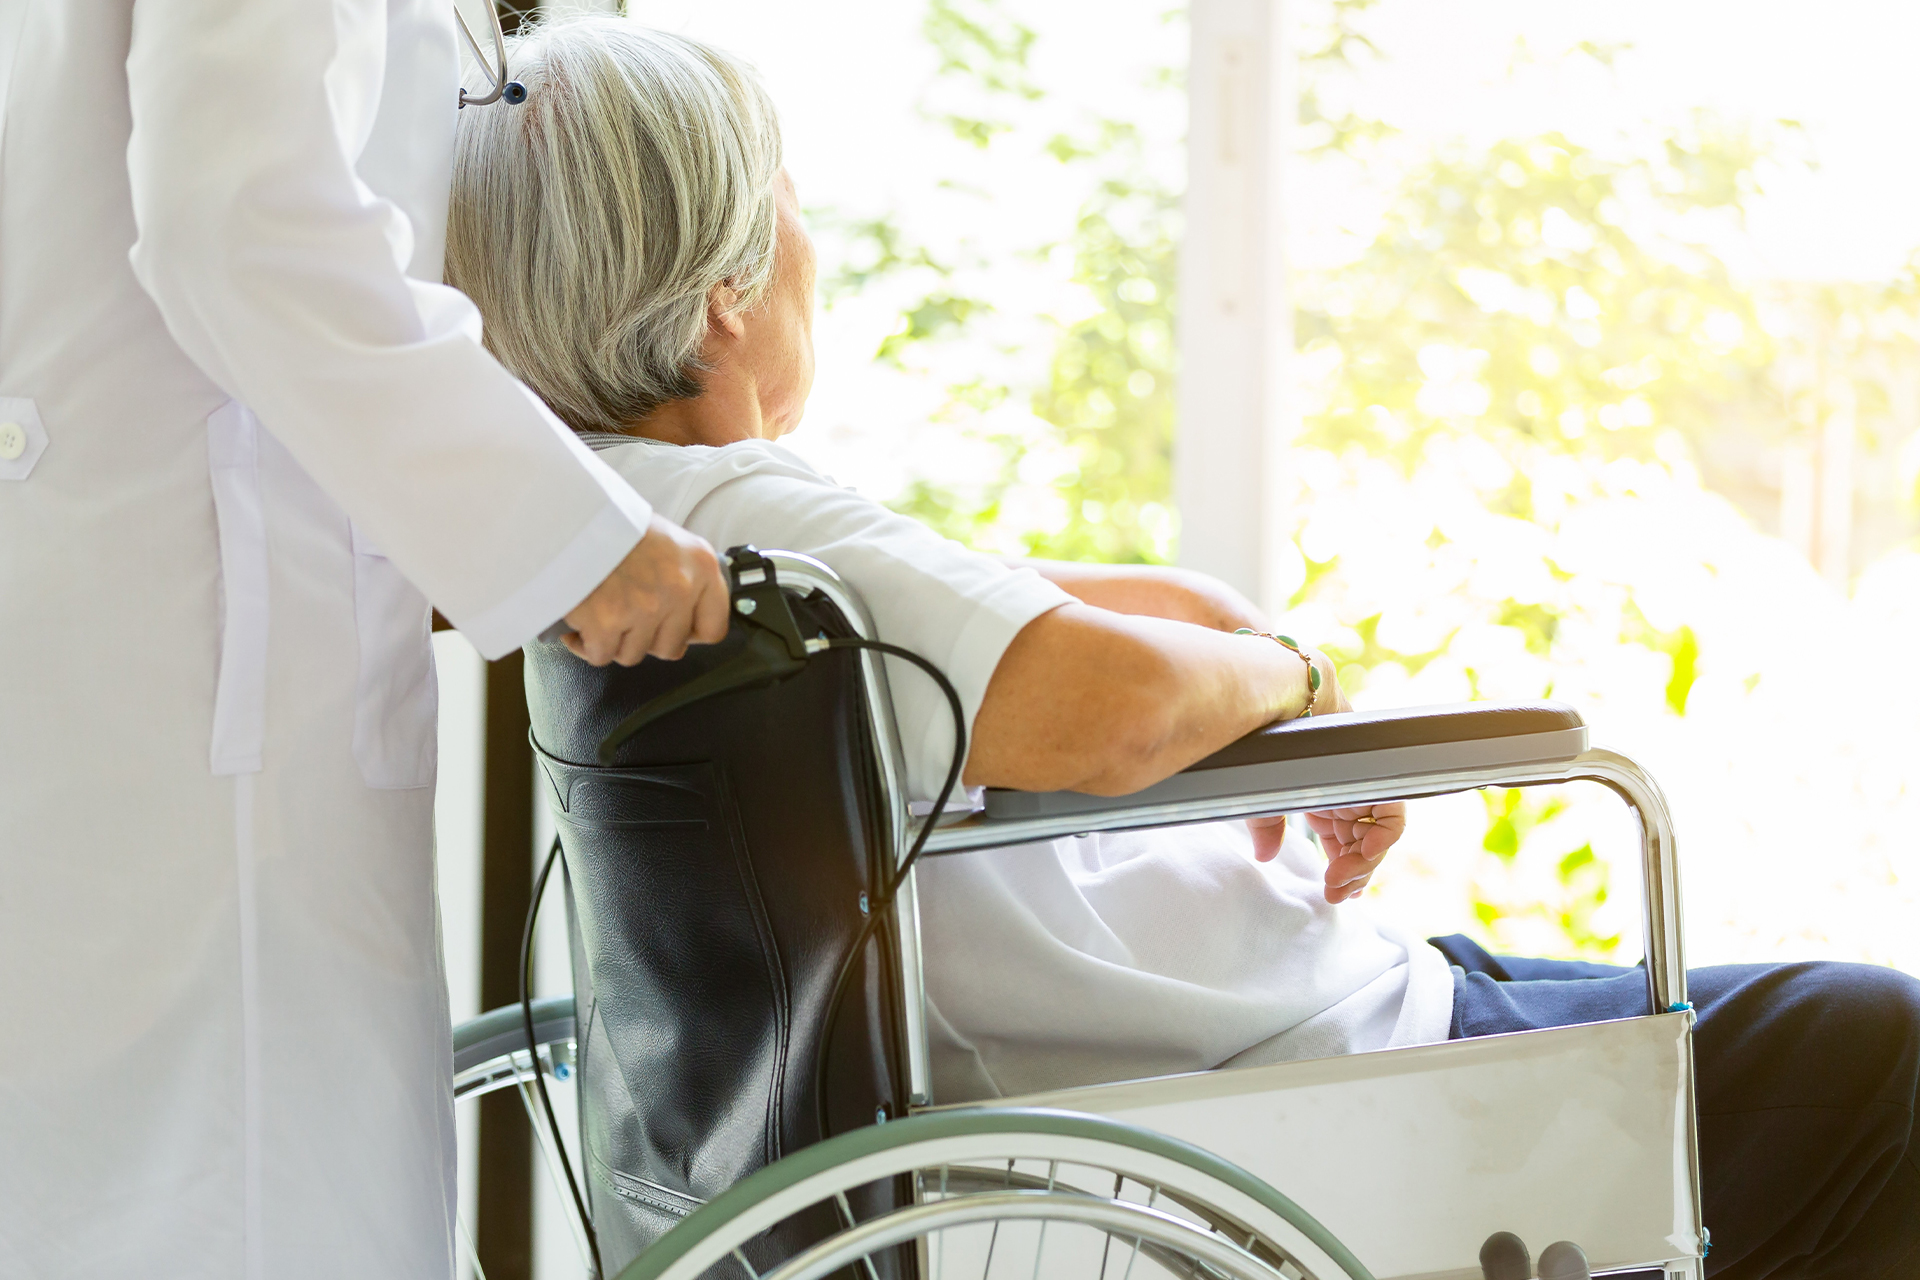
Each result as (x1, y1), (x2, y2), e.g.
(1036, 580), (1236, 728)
(1324, 872), (1371, 904)
(647, 606), (695, 662)
(566, 622), (617, 667)
(690, 569), (733, 645)
(1323, 848), (1368, 888)
(613, 615), (662, 667)
(1355, 822), (1398, 860)
(1246, 814), (1287, 862)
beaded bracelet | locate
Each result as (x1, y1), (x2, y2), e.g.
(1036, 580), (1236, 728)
(1235, 628), (1323, 716)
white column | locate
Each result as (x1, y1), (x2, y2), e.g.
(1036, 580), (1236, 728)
(1176, 0), (1294, 612)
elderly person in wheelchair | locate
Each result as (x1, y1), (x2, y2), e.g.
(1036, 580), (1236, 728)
(447, 18), (1920, 1280)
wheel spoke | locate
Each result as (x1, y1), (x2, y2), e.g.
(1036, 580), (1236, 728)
(978, 1161), (1014, 1279)
(1097, 1174), (1125, 1280)
(832, 1192), (882, 1280)
(1027, 1161), (1059, 1280)
(937, 1165), (950, 1280)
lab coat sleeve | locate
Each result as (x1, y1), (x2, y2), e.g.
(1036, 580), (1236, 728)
(121, 0), (650, 659)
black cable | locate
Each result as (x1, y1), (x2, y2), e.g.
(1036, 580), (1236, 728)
(810, 637), (968, 1142)
(523, 836), (604, 1280)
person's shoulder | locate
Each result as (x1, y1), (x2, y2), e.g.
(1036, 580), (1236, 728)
(589, 434), (830, 482)
(587, 435), (838, 521)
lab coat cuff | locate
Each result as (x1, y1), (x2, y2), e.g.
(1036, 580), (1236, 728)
(459, 492), (652, 659)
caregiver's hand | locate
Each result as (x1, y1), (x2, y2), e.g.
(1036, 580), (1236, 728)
(562, 514), (731, 666)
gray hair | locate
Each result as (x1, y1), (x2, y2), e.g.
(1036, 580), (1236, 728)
(447, 17), (782, 432)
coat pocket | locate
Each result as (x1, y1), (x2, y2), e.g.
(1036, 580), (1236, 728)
(349, 523), (438, 789)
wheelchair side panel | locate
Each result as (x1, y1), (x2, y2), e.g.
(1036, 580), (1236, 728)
(949, 1013), (1700, 1280)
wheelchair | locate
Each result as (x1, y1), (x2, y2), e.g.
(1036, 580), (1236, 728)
(453, 548), (1706, 1280)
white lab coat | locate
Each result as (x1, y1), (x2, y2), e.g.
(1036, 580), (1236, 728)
(0, 1), (653, 1275)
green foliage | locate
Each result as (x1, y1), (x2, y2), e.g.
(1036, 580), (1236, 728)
(922, 0), (1041, 147)
(1480, 788), (1569, 860)
(1472, 791), (1621, 959)
(877, 294), (993, 366)
(1019, 160), (1180, 562)
(816, 213), (953, 304)
(868, 0), (1184, 563)
(1296, 0), (1395, 157)
(1294, 128), (1779, 468)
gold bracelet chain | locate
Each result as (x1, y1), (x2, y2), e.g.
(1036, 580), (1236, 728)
(1234, 629), (1323, 717)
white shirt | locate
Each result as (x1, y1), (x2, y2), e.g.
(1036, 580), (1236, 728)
(593, 436), (1455, 1102)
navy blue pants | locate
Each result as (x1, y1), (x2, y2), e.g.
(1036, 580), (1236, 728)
(1433, 935), (1920, 1279)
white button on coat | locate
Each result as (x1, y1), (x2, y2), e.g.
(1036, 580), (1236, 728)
(0, 397), (48, 478)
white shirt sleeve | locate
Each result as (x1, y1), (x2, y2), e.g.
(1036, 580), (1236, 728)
(122, 0), (649, 658)
(597, 440), (1075, 799)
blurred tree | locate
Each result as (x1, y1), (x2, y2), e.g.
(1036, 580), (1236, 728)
(869, 0), (1184, 563)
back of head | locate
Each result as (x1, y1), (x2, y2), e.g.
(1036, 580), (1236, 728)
(447, 17), (782, 433)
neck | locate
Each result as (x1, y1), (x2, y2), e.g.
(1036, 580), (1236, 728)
(626, 358), (766, 447)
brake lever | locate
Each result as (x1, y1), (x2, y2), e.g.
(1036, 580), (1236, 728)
(595, 546), (824, 764)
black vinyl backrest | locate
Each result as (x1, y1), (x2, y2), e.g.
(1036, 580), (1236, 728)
(525, 588), (910, 1276)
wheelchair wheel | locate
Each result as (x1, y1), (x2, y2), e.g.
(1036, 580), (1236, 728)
(618, 1106), (1373, 1280)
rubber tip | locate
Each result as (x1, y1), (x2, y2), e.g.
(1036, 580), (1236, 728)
(503, 81), (528, 104)
(1479, 1231), (1531, 1280)
(1538, 1240), (1591, 1280)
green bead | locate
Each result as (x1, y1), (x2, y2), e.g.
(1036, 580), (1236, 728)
(1276, 634), (1299, 650)
(1234, 628), (1256, 635)
(1308, 666), (1323, 691)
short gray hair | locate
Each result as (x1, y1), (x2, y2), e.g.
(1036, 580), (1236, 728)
(447, 17), (782, 432)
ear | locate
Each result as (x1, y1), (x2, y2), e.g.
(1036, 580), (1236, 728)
(707, 281), (747, 341)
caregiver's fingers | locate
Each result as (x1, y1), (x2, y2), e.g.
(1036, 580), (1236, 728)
(645, 607), (695, 663)
(1247, 813), (1288, 862)
(565, 515), (727, 667)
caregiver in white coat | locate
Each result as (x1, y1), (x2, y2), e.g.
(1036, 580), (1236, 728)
(0, 0), (728, 1275)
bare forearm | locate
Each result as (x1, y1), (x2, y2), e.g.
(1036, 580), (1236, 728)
(966, 604), (1322, 795)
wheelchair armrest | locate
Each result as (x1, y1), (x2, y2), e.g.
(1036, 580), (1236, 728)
(978, 700), (1586, 824)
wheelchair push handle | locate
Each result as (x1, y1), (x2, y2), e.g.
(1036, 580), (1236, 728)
(593, 545), (828, 764)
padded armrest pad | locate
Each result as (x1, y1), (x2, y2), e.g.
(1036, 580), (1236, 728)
(1184, 701), (1584, 772)
(976, 700), (1588, 827)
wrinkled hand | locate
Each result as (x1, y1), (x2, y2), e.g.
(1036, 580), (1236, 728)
(1247, 813), (1291, 862)
(1305, 803), (1407, 903)
(561, 514), (731, 666)
(1246, 803), (1408, 903)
